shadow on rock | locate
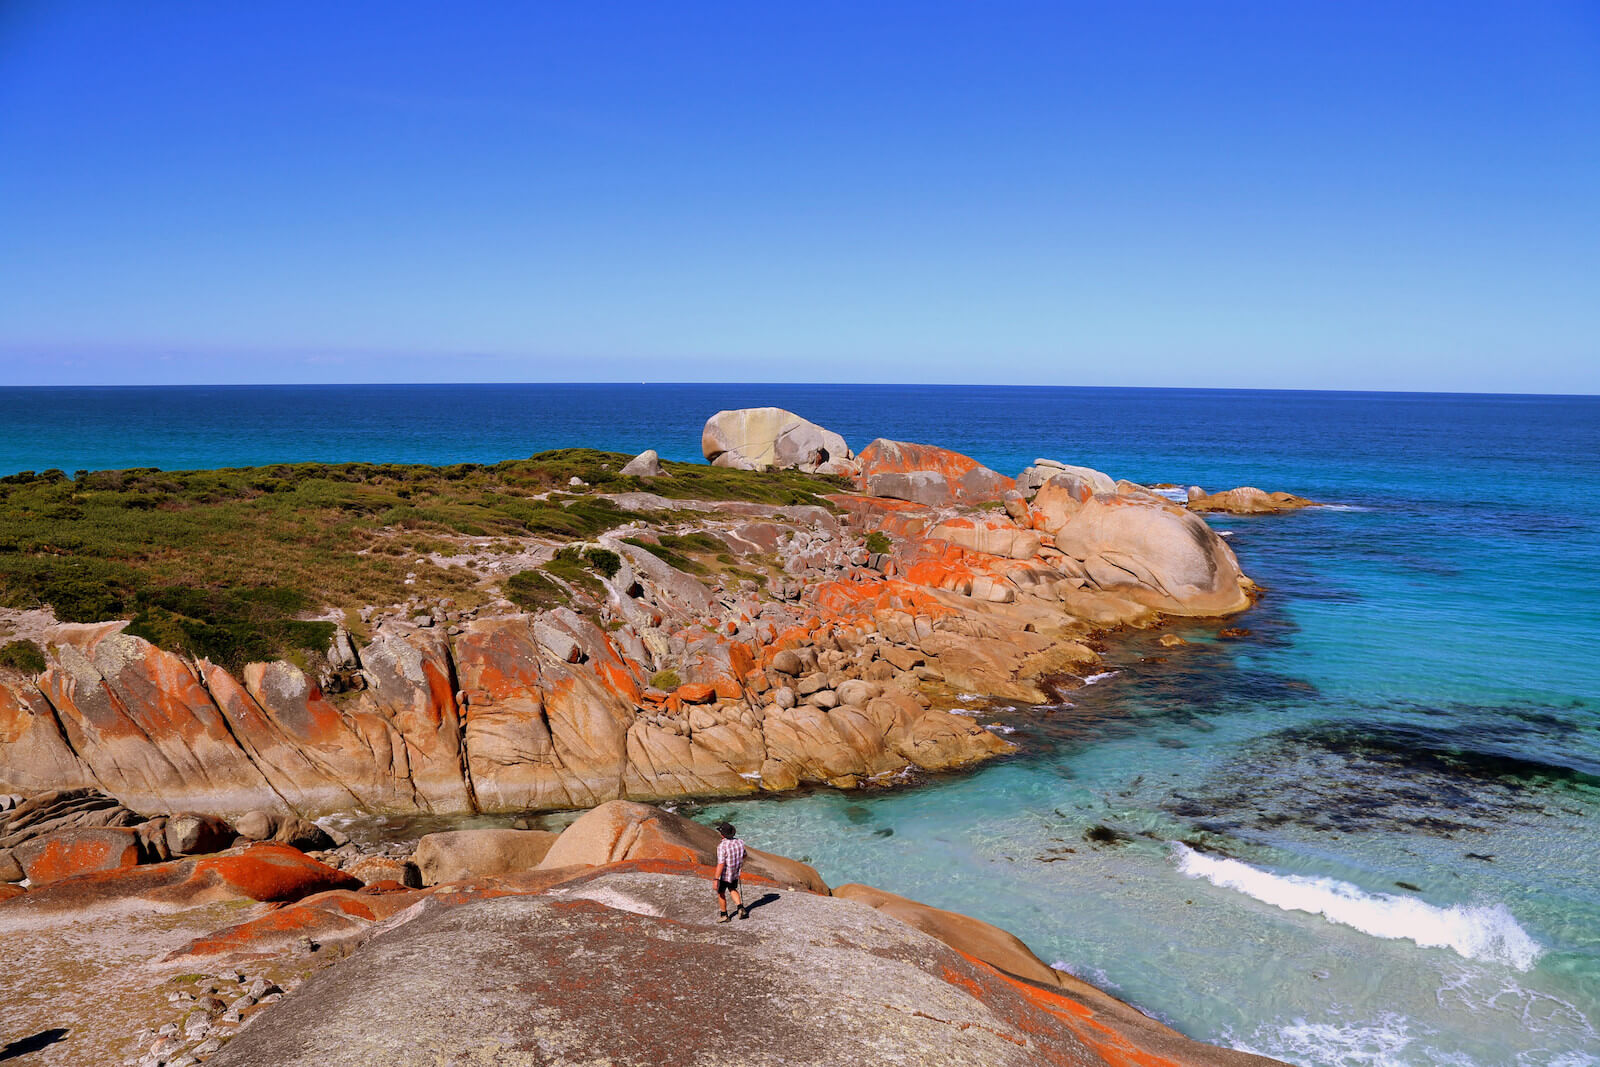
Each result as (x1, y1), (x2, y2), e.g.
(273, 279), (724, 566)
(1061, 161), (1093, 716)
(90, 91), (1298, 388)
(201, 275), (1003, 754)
(0, 1028), (68, 1061)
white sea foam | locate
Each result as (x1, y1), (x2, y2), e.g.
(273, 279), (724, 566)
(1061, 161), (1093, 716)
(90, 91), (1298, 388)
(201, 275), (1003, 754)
(1225, 1012), (1438, 1067)
(1080, 671), (1120, 686)
(1216, 529), (1235, 537)
(983, 723), (1015, 734)
(1172, 844), (1544, 971)
(1311, 503), (1371, 512)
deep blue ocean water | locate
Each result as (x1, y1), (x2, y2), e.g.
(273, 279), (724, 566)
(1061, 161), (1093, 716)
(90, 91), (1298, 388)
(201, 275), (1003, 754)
(3, 384), (1598, 1066)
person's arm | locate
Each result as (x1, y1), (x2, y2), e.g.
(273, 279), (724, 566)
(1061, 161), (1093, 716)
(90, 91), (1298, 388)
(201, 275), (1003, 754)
(714, 841), (726, 881)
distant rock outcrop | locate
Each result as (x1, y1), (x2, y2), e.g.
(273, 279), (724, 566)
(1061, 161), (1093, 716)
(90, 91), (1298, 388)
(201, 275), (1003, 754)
(1187, 486), (1317, 514)
(701, 407), (854, 474)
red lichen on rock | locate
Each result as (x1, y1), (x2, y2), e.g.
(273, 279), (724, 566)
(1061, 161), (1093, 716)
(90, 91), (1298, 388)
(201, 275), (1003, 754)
(180, 844), (363, 903)
(16, 827), (143, 884)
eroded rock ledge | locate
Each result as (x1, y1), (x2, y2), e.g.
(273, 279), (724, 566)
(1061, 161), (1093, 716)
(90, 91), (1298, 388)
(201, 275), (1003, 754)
(0, 800), (1282, 1067)
(1, 421), (1275, 819)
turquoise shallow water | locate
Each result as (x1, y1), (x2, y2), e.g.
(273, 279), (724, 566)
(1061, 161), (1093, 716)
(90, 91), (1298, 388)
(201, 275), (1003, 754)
(4, 385), (1597, 1065)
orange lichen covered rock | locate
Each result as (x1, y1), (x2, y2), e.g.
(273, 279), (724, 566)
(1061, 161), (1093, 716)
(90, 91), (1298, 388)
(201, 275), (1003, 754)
(13, 826), (143, 883)
(0, 842), (359, 913)
(855, 439), (1014, 507)
(835, 882), (1066, 987)
(930, 517), (1043, 560)
(169, 886), (429, 959)
(0, 681), (99, 796)
(829, 493), (941, 539)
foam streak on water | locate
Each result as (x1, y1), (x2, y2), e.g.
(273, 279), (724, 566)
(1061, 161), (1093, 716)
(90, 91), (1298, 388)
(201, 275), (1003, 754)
(1172, 845), (1545, 971)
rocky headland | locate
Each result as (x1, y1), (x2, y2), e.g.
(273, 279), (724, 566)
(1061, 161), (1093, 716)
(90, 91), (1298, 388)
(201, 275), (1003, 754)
(0, 408), (1295, 822)
(0, 408), (1316, 1065)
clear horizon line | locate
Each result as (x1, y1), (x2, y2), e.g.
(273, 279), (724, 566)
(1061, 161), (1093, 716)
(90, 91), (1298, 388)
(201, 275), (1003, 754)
(1, 381), (1597, 400)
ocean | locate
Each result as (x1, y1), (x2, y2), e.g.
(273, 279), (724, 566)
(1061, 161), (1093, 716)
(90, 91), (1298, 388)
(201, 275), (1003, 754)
(3, 384), (1598, 1066)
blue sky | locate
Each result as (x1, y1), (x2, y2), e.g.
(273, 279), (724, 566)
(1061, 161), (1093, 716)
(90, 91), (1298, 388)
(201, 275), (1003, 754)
(1, 2), (1596, 391)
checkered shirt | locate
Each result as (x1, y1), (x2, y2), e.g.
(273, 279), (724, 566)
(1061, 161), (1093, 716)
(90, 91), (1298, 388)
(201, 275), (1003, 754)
(717, 837), (746, 881)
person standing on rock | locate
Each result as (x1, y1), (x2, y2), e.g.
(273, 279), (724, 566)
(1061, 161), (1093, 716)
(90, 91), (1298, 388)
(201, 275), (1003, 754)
(714, 822), (747, 922)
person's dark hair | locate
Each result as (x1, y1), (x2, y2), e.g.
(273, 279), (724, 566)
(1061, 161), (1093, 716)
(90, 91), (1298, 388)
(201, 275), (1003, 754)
(716, 822), (735, 838)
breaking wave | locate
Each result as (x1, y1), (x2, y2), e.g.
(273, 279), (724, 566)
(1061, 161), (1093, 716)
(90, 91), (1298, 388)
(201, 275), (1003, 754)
(1171, 844), (1544, 971)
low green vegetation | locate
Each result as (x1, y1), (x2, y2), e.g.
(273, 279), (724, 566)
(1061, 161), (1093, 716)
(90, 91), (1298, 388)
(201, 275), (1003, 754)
(865, 531), (892, 555)
(504, 570), (570, 613)
(621, 534), (721, 575)
(541, 546), (622, 601)
(649, 669), (681, 690)
(0, 454), (841, 664)
(0, 639), (46, 674)
(123, 586), (336, 671)
(530, 448), (848, 507)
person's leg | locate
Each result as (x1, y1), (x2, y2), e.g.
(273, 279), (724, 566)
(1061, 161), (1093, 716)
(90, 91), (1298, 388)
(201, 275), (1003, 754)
(716, 881), (730, 921)
(732, 883), (746, 918)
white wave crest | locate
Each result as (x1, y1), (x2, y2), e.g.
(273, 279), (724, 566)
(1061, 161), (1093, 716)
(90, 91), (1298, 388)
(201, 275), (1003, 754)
(1225, 1012), (1431, 1067)
(1080, 671), (1119, 686)
(1172, 844), (1544, 971)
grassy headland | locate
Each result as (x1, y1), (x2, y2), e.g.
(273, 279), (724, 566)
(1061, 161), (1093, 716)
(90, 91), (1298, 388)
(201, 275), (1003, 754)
(0, 449), (842, 668)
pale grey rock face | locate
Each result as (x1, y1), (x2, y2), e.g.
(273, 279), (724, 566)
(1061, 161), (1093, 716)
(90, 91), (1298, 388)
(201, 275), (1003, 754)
(1052, 496), (1250, 616)
(701, 407), (853, 473)
(206, 871), (1105, 1067)
(620, 449), (663, 477)
(412, 827), (559, 886)
(1017, 459), (1117, 497)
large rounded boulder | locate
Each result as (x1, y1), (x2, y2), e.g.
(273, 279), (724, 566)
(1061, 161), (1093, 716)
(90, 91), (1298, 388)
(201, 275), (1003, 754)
(1052, 496), (1252, 615)
(701, 408), (853, 474)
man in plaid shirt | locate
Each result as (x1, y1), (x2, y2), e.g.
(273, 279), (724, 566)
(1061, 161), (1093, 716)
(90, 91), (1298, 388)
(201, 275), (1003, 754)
(714, 822), (748, 922)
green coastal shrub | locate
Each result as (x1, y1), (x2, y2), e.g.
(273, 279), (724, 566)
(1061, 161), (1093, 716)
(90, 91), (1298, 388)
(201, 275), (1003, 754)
(865, 531), (892, 555)
(581, 547), (621, 578)
(0, 452), (839, 662)
(505, 570), (570, 612)
(123, 585), (335, 670)
(0, 639), (46, 674)
(621, 533), (727, 576)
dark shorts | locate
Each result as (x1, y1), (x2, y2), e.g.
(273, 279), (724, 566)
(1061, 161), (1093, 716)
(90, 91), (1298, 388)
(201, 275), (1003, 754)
(717, 877), (740, 892)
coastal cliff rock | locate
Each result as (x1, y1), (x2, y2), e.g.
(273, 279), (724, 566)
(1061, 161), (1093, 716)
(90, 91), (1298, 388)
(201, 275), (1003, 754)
(701, 407), (854, 474)
(0, 432), (1259, 820)
(0, 616), (1014, 817)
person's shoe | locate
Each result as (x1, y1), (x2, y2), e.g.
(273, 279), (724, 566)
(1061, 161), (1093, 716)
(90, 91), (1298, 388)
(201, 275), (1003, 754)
(738, 905), (749, 920)
(717, 912), (730, 923)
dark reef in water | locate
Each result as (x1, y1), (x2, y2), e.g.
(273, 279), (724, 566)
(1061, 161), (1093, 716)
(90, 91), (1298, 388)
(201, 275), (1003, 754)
(1162, 709), (1600, 839)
